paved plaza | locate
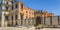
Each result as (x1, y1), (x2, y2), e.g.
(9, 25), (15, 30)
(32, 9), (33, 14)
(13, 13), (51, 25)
(0, 27), (60, 30)
(38, 28), (60, 30)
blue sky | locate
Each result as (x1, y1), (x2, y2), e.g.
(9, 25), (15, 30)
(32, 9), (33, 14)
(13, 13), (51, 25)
(20, 0), (60, 16)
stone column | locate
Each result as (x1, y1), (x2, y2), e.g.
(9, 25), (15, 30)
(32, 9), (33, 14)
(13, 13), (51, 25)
(30, 19), (32, 26)
(23, 19), (25, 26)
(41, 17), (44, 25)
(26, 19), (28, 26)
(18, 2), (22, 26)
(1, 11), (5, 27)
(13, 5), (16, 26)
(4, 21), (7, 27)
(13, 14), (16, 26)
(28, 19), (30, 26)
(9, 15), (12, 26)
(32, 19), (33, 25)
(17, 14), (20, 26)
(25, 19), (26, 26)
(34, 18), (36, 26)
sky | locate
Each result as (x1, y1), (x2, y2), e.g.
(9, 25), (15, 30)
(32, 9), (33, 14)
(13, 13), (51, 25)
(20, 0), (60, 16)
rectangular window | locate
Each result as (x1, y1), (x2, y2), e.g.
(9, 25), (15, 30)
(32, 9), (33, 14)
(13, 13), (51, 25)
(11, 15), (13, 20)
(26, 16), (28, 19)
(15, 4), (18, 8)
(21, 4), (23, 11)
(5, 16), (8, 20)
(6, 6), (8, 10)
(0, 16), (1, 20)
(0, 6), (2, 10)
(15, 15), (18, 20)
(26, 11), (28, 14)
(21, 15), (23, 20)
(12, 6), (13, 10)
(16, 21), (17, 25)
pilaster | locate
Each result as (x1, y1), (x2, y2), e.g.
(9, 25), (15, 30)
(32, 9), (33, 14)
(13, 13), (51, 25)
(1, 11), (5, 27)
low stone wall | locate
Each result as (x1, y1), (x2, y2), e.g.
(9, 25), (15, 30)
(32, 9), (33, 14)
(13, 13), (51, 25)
(0, 27), (35, 30)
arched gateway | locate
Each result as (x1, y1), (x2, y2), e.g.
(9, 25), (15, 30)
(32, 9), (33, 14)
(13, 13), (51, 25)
(35, 16), (41, 26)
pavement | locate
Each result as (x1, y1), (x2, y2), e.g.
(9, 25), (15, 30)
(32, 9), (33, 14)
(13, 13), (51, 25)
(0, 27), (35, 30)
(0, 27), (60, 30)
(37, 28), (60, 30)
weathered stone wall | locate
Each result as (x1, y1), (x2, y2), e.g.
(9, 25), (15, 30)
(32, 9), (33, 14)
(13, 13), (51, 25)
(52, 16), (58, 25)
(42, 16), (60, 27)
(45, 17), (50, 25)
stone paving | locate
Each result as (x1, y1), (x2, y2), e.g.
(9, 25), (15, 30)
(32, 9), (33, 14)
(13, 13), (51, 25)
(39, 28), (60, 30)
(0, 27), (35, 30)
(33, 28), (60, 30)
(0, 27), (60, 30)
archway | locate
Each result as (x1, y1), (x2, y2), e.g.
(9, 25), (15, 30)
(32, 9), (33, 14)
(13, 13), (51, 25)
(35, 16), (41, 26)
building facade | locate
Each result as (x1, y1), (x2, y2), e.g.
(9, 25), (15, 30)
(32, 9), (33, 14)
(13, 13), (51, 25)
(22, 7), (35, 19)
(43, 11), (54, 17)
(35, 10), (54, 26)
(0, 0), (54, 27)
(0, 0), (35, 27)
(0, 0), (24, 27)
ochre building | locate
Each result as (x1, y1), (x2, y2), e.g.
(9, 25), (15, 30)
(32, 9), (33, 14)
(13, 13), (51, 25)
(43, 11), (54, 17)
(20, 7), (35, 19)
(0, 0), (35, 27)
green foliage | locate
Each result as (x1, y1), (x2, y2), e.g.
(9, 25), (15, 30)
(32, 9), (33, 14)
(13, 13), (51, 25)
(36, 24), (43, 28)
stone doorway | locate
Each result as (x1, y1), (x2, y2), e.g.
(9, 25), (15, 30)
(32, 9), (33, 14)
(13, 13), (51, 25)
(35, 16), (41, 26)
